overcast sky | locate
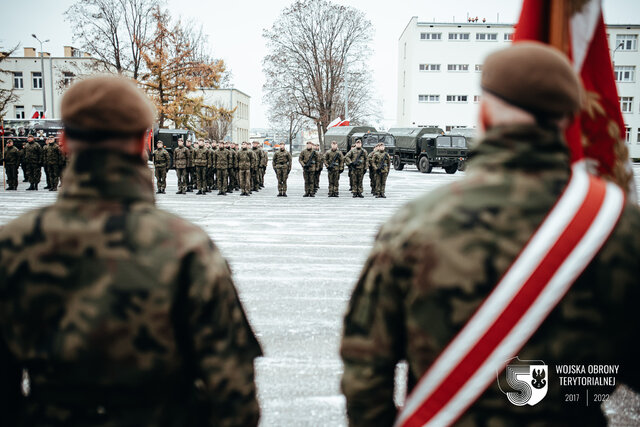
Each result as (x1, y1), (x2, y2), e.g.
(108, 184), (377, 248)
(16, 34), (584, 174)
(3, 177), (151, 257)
(1, 0), (638, 129)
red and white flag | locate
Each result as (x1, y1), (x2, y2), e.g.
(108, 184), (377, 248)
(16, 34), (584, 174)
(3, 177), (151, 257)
(514, 0), (633, 194)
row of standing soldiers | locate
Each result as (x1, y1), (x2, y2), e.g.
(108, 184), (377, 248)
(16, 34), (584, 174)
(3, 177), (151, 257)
(1, 134), (66, 191)
(299, 139), (391, 198)
(152, 139), (269, 196)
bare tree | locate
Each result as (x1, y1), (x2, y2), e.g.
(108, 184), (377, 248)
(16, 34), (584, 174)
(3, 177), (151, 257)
(65, 0), (159, 79)
(268, 99), (308, 152)
(0, 44), (20, 118)
(263, 0), (375, 150)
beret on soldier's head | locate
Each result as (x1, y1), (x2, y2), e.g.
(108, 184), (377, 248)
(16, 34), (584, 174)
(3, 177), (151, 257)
(61, 75), (155, 137)
(481, 41), (582, 118)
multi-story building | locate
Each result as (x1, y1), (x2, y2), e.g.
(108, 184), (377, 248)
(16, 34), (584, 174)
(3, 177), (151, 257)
(1, 46), (96, 120)
(397, 17), (640, 158)
(195, 88), (251, 143)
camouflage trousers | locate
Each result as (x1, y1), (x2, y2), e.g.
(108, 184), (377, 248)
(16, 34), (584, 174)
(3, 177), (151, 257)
(239, 168), (251, 194)
(303, 169), (315, 195)
(314, 170), (321, 191)
(45, 165), (60, 189)
(195, 166), (207, 192)
(26, 164), (41, 185)
(5, 164), (18, 189)
(328, 170), (341, 194)
(260, 167), (266, 186)
(350, 169), (365, 194)
(176, 168), (187, 192)
(276, 168), (289, 194)
(188, 167), (196, 189)
(207, 167), (216, 190)
(217, 168), (228, 193)
(374, 171), (388, 195)
(251, 169), (259, 191)
(228, 168), (237, 191)
(369, 167), (375, 192)
(155, 166), (167, 191)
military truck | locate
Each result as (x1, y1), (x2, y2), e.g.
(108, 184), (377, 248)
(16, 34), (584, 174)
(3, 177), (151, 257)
(389, 127), (468, 174)
(448, 128), (477, 171)
(323, 126), (395, 154)
(151, 127), (196, 168)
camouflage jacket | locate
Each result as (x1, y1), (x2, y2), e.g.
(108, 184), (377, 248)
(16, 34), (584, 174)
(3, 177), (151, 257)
(186, 146), (194, 167)
(340, 124), (640, 427)
(314, 150), (323, 171)
(193, 146), (208, 167)
(323, 149), (344, 172)
(153, 148), (171, 168)
(0, 149), (262, 427)
(23, 141), (42, 165)
(215, 148), (230, 169)
(2, 146), (20, 165)
(299, 148), (317, 170)
(237, 148), (253, 170)
(258, 149), (268, 168)
(173, 146), (189, 169)
(272, 150), (291, 171)
(229, 149), (238, 169)
(367, 151), (375, 171)
(371, 151), (391, 174)
(345, 147), (368, 171)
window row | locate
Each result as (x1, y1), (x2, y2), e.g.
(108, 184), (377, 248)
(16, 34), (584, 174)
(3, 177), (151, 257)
(419, 63), (483, 72)
(12, 71), (75, 89)
(13, 105), (43, 119)
(614, 34), (638, 51)
(418, 94), (482, 103)
(615, 65), (635, 82)
(623, 126), (640, 144)
(420, 32), (512, 41)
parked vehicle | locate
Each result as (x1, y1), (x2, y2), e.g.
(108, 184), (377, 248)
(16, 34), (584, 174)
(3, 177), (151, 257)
(389, 127), (468, 174)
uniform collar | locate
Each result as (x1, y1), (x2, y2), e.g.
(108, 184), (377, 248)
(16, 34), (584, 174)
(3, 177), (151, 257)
(58, 149), (155, 204)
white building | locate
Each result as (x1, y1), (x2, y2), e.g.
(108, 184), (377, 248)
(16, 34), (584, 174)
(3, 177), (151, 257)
(195, 88), (250, 143)
(397, 17), (640, 158)
(1, 46), (96, 120)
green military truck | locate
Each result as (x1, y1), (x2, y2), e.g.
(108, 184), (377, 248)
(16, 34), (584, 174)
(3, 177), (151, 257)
(389, 127), (468, 174)
(151, 127), (196, 168)
(448, 127), (477, 171)
(323, 126), (395, 154)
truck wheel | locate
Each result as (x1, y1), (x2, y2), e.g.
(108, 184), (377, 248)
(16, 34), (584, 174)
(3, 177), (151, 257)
(418, 156), (432, 173)
(393, 155), (404, 171)
(444, 164), (457, 174)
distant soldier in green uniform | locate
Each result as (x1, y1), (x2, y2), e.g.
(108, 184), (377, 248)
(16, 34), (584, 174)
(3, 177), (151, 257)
(44, 137), (65, 192)
(173, 138), (189, 194)
(259, 144), (268, 189)
(237, 141), (253, 196)
(0, 75), (262, 427)
(193, 140), (208, 195)
(323, 140), (344, 197)
(272, 143), (292, 197)
(234, 142), (242, 191)
(299, 141), (318, 197)
(228, 142), (237, 193)
(153, 141), (171, 194)
(2, 139), (20, 190)
(23, 133), (42, 191)
(210, 140), (218, 191)
(313, 143), (322, 195)
(215, 141), (230, 195)
(344, 139), (368, 198)
(340, 42), (640, 427)
(20, 144), (28, 182)
(186, 139), (195, 192)
(42, 137), (54, 190)
(371, 143), (390, 198)
(251, 141), (261, 192)
(367, 146), (376, 194)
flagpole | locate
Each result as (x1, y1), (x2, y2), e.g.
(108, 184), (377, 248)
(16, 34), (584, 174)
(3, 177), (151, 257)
(549, 0), (570, 54)
(2, 118), (5, 190)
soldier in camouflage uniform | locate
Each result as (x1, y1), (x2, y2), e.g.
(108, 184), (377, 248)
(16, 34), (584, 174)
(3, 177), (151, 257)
(227, 142), (236, 193)
(193, 140), (209, 195)
(259, 143), (268, 189)
(250, 141), (261, 192)
(237, 141), (253, 196)
(42, 137), (54, 190)
(153, 141), (171, 194)
(272, 144), (292, 197)
(234, 143), (242, 191)
(23, 134), (42, 191)
(367, 145), (376, 194)
(299, 141), (318, 197)
(215, 141), (230, 195)
(173, 138), (189, 194)
(186, 139), (195, 192)
(344, 139), (368, 198)
(2, 139), (20, 190)
(371, 143), (390, 198)
(323, 140), (344, 197)
(0, 75), (262, 427)
(341, 42), (640, 427)
(313, 143), (322, 195)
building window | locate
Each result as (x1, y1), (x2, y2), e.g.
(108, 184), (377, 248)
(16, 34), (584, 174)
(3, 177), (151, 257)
(15, 105), (25, 119)
(476, 33), (498, 41)
(420, 32), (442, 40)
(419, 94), (440, 103)
(63, 72), (75, 87)
(446, 125), (466, 132)
(620, 96), (633, 113)
(448, 33), (470, 41)
(504, 33), (514, 41)
(32, 72), (43, 89)
(447, 64), (469, 72)
(616, 34), (638, 51)
(614, 65), (635, 82)
(473, 95), (481, 103)
(625, 126), (631, 142)
(637, 128), (640, 143)
(13, 72), (23, 89)
(33, 105), (44, 118)
(446, 95), (468, 103)
(475, 64), (482, 72)
(419, 64), (441, 71)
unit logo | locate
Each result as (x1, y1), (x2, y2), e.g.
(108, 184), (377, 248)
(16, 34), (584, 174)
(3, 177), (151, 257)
(497, 357), (548, 406)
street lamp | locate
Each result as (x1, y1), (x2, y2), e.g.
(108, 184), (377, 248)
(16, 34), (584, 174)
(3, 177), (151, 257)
(612, 42), (624, 68)
(31, 34), (49, 118)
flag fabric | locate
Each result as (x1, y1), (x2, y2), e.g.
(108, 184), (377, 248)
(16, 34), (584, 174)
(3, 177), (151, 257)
(514, 0), (633, 193)
(327, 117), (342, 128)
(337, 120), (350, 127)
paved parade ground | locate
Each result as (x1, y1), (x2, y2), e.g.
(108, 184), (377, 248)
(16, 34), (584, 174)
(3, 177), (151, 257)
(2, 161), (640, 426)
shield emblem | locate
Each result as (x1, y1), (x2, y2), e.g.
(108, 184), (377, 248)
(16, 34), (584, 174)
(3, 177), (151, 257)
(498, 358), (548, 406)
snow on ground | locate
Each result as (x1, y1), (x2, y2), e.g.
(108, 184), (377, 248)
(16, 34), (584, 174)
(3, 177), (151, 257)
(2, 162), (640, 426)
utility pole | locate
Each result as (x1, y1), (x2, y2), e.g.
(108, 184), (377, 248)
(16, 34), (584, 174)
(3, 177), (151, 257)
(31, 34), (49, 118)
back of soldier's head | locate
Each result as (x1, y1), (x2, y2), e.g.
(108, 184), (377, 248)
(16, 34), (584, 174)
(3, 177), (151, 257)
(61, 75), (155, 154)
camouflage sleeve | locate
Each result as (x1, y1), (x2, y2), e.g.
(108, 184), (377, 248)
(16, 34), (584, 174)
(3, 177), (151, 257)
(341, 246), (407, 427)
(177, 241), (263, 427)
(0, 337), (21, 424)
